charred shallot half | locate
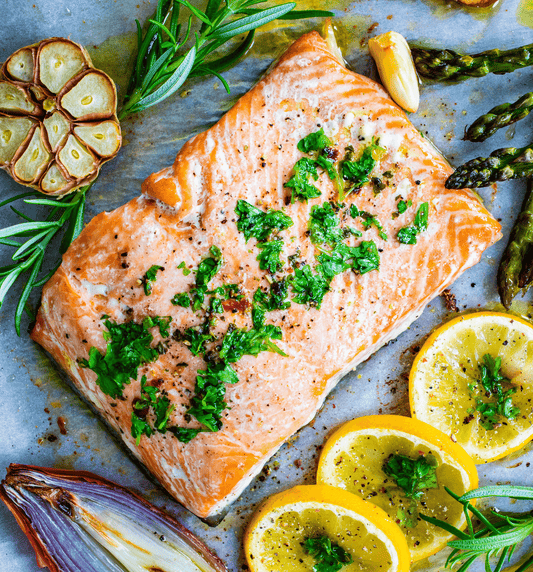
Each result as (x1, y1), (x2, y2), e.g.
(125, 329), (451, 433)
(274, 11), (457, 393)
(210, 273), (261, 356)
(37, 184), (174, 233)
(0, 464), (228, 572)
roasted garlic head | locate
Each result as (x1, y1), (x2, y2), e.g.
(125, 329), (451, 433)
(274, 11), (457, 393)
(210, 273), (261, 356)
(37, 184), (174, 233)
(0, 38), (121, 196)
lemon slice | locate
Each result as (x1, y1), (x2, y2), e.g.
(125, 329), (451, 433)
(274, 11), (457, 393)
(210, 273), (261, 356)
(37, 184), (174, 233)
(409, 311), (533, 463)
(244, 484), (410, 572)
(316, 415), (478, 562)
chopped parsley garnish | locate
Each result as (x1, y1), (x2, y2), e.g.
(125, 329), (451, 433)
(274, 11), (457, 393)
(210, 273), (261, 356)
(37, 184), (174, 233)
(79, 317), (164, 398)
(219, 323), (286, 362)
(397, 202), (429, 245)
(141, 264), (164, 295)
(177, 261), (191, 276)
(315, 155), (338, 181)
(471, 354), (520, 430)
(341, 141), (384, 197)
(309, 202), (344, 246)
(297, 128), (333, 153)
(131, 375), (176, 445)
(383, 453), (438, 500)
(317, 240), (380, 279)
(289, 264), (330, 309)
(285, 157), (322, 203)
(304, 536), (353, 572)
(252, 279), (291, 328)
(169, 427), (202, 443)
(257, 239), (284, 273)
(397, 199), (412, 215)
(175, 245), (223, 311)
(183, 327), (214, 356)
(235, 200), (293, 242)
(349, 204), (387, 241)
(180, 361), (239, 435)
(142, 315), (172, 338)
(171, 292), (190, 307)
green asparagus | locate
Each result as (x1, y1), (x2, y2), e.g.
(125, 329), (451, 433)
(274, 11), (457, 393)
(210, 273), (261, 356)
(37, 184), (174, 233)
(465, 92), (533, 142)
(497, 182), (533, 308)
(411, 43), (533, 82)
(445, 144), (533, 189)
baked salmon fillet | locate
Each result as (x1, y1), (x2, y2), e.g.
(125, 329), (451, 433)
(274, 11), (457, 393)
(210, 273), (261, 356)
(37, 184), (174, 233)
(31, 31), (501, 520)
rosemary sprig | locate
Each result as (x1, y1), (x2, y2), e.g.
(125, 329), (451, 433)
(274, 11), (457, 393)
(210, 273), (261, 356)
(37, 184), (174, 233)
(420, 485), (533, 572)
(0, 0), (333, 335)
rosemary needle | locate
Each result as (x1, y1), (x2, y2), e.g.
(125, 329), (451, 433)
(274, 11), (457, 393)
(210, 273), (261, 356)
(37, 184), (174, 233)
(0, 0), (333, 335)
(420, 485), (533, 572)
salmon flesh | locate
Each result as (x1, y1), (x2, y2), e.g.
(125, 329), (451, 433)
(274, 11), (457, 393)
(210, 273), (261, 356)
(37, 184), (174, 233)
(31, 32), (501, 519)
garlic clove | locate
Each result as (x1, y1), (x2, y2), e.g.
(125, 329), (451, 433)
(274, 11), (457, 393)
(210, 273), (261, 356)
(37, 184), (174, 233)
(74, 120), (121, 158)
(38, 39), (88, 94)
(0, 82), (38, 115)
(43, 111), (70, 152)
(60, 71), (116, 121)
(323, 18), (345, 66)
(40, 162), (73, 194)
(13, 126), (51, 182)
(5, 48), (35, 83)
(0, 116), (36, 166)
(58, 134), (97, 179)
(369, 31), (420, 113)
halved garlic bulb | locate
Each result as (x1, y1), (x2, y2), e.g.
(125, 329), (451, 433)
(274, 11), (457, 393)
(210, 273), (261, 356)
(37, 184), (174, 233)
(0, 37), (121, 195)
(1, 464), (228, 572)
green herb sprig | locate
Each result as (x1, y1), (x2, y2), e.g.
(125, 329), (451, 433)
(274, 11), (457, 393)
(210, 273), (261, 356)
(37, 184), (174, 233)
(304, 536), (353, 572)
(420, 485), (533, 572)
(383, 453), (438, 500)
(0, 0), (332, 335)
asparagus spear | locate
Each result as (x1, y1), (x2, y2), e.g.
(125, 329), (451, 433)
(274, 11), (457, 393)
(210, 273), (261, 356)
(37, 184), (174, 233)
(445, 144), (533, 189)
(465, 92), (533, 142)
(411, 43), (533, 81)
(497, 181), (533, 308)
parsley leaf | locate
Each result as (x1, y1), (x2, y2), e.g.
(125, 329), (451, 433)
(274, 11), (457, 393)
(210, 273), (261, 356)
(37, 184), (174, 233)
(397, 199), (412, 215)
(131, 412), (153, 445)
(169, 427), (202, 443)
(79, 318), (163, 398)
(297, 128), (333, 154)
(317, 240), (380, 279)
(304, 536), (353, 572)
(171, 292), (191, 307)
(397, 202), (429, 245)
(257, 239), (284, 273)
(220, 323), (286, 362)
(309, 202), (344, 246)
(142, 265), (164, 296)
(252, 279), (291, 328)
(235, 200), (293, 242)
(177, 261), (191, 276)
(383, 454), (438, 499)
(289, 264), (330, 308)
(348, 204), (387, 240)
(341, 142), (384, 197)
(285, 157), (322, 203)
(186, 362), (239, 433)
(183, 327), (214, 356)
(350, 240), (380, 274)
(472, 354), (520, 430)
(142, 315), (172, 338)
(189, 246), (224, 311)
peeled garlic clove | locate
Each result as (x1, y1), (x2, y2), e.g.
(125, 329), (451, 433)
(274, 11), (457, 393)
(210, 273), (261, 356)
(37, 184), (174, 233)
(5, 47), (35, 83)
(40, 162), (73, 194)
(43, 111), (70, 152)
(58, 134), (96, 179)
(0, 82), (38, 114)
(323, 18), (345, 66)
(1, 464), (228, 572)
(0, 116), (36, 166)
(13, 126), (51, 182)
(74, 120), (121, 158)
(369, 31), (420, 113)
(60, 71), (117, 121)
(38, 39), (88, 94)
